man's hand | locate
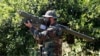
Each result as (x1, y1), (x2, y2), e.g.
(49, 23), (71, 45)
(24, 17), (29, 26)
(24, 21), (33, 28)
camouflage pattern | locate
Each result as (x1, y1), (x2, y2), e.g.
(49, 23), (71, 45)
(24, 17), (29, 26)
(33, 24), (62, 56)
(41, 24), (62, 56)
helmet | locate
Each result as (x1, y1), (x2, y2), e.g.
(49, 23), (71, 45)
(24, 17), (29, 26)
(43, 10), (58, 19)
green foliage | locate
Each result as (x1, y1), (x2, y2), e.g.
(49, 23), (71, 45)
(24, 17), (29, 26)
(0, 0), (100, 56)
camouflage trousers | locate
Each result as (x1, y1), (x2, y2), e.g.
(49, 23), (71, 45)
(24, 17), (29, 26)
(42, 41), (55, 56)
(37, 41), (62, 56)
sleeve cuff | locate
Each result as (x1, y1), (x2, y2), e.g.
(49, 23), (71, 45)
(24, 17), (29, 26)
(30, 26), (35, 34)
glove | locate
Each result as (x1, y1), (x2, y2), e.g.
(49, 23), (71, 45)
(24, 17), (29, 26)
(40, 31), (48, 36)
(47, 28), (53, 31)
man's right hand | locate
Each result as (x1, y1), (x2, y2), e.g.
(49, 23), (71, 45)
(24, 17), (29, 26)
(24, 21), (33, 28)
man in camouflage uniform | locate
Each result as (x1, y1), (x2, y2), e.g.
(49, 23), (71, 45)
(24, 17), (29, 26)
(24, 10), (62, 56)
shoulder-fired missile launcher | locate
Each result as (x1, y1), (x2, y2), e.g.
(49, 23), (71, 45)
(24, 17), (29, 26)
(18, 11), (94, 42)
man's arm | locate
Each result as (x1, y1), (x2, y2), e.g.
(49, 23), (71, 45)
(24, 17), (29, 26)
(24, 21), (47, 43)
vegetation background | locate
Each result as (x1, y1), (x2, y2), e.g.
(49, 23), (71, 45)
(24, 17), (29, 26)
(0, 0), (100, 56)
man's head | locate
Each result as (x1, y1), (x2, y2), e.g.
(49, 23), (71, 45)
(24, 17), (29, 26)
(43, 10), (58, 25)
(43, 10), (57, 19)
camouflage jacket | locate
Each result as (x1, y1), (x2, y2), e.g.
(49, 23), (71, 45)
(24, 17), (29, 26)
(30, 24), (62, 56)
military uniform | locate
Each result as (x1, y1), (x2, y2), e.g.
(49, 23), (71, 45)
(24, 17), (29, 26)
(30, 23), (62, 56)
(42, 24), (62, 56)
(29, 10), (62, 56)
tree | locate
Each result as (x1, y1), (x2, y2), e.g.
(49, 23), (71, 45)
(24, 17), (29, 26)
(0, 0), (100, 56)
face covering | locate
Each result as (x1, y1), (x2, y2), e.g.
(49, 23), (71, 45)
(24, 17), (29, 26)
(43, 18), (51, 27)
